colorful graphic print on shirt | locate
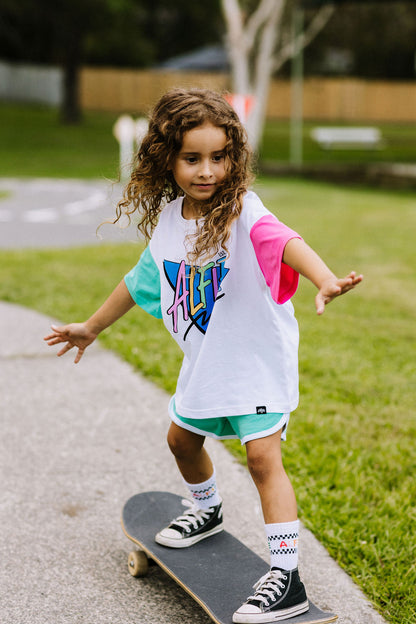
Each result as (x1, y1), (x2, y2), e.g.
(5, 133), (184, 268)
(163, 256), (229, 338)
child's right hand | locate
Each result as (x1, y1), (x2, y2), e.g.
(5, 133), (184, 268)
(44, 323), (98, 363)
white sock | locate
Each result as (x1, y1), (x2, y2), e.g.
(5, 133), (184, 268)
(183, 469), (222, 510)
(265, 519), (299, 571)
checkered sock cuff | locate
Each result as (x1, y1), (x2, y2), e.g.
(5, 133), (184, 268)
(265, 520), (299, 570)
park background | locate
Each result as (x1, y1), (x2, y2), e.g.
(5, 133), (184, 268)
(0, 2), (415, 624)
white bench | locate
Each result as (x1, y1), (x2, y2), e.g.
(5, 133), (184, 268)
(311, 127), (383, 150)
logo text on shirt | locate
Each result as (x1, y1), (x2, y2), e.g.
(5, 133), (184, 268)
(164, 257), (229, 338)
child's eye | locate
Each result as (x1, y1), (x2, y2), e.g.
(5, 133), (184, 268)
(186, 156), (198, 164)
(212, 154), (224, 162)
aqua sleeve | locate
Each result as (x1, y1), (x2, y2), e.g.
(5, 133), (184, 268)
(124, 246), (162, 319)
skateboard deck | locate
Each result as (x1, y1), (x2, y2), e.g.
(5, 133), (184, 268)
(122, 491), (337, 624)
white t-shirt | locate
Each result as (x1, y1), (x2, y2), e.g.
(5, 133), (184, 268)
(124, 191), (302, 419)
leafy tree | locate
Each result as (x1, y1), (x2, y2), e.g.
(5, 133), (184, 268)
(305, 2), (416, 79)
(0, 0), (109, 122)
(85, 0), (223, 67)
(0, 0), (223, 123)
(2, 0), (415, 128)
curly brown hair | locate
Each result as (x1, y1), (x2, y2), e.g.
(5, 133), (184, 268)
(114, 88), (254, 263)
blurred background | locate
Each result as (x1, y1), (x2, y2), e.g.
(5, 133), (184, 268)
(1, 0), (416, 185)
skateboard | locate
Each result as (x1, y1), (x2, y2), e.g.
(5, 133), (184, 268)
(122, 491), (337, 624)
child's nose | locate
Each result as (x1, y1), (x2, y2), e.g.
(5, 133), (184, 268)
(198, 159), (213, 177)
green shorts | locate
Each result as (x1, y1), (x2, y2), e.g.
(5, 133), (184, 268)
(169, 398), (290, 445)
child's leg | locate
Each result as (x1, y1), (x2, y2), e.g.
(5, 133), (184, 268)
(167, 421), (222, 509)
(245, 429), (299, 570)
(155, 422), (223, 547)
(245, 429), (297, 524)
(233, 429), (308, 622)
(167, 421), (213, 484)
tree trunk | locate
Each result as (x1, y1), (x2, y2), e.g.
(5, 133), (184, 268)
(61, 61), (81, 124)
(221, 0), (250, 93)
(59, 29), (82, 124)
(247, 0), (285, 150)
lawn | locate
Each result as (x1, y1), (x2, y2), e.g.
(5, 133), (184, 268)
(0, 177), (415, 624)
(0, 103), (119, 179)
(260, 119), (416, 165)
(1, 103), (416, 181)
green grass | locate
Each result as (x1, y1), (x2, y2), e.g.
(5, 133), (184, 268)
(1, 103), (415, 181)
(260, 119), (416, 164)
(0, 177), (415, 624)
(0, 103), (120, 179)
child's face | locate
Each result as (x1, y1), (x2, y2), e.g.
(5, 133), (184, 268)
(171, 122), (227, 217)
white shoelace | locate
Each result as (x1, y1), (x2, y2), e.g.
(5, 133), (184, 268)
(247, 569), (287, 606)
(171, 499), (215, 532)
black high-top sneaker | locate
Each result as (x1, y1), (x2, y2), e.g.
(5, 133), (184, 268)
(155, 498), (223, 548)
(233, 567), (309, 623)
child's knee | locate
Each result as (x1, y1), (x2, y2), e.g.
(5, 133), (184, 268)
(246, 438), (284, 483)
(167, 424), (200, 459)
(167, 427), (184, 457)
(246, 448), (270, 482)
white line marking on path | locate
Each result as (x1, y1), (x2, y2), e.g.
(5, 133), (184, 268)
(63, 191), (107, 216)
(22, 208), (59, 223)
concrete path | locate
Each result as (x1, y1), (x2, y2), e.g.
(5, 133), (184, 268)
(0, 300), (387, 624)
(0, 178), (137, 248)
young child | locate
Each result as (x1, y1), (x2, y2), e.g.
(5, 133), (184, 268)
(44, 88), (362, 623)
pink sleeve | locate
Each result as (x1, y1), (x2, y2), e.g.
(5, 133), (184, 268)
(250, 215), (302, 304)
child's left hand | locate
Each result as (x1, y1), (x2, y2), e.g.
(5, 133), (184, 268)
(315, 271), (363, 315)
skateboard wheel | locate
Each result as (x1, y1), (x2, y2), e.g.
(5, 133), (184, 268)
(128, 550), (149, 577)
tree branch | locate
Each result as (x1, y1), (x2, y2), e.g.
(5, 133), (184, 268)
(244, 0), (280, 50)
(272, 4), (335, 73)
(254, 2), (285, 94)
(247, 2), (285, 146)
(222, 0), (244, 46)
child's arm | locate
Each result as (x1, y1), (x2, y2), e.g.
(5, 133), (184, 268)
(283, 237), (363, 315)
(44, 279), (135, 363)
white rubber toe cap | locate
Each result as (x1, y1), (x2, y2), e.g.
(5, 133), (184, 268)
(155, 528), (182, 542)
(233, 603), (262, 615)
